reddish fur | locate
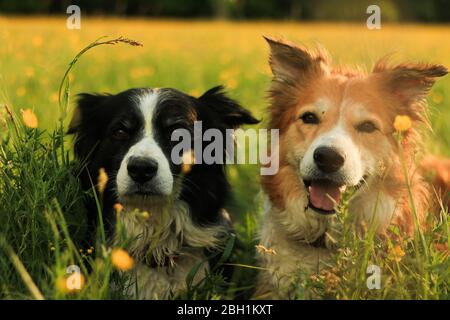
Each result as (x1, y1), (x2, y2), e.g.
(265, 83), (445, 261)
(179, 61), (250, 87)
(420, 156), (450, 210)
(262, 37), (448, 236)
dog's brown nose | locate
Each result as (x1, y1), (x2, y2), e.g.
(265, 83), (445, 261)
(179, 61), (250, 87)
(127, 156), (158, 183)
(313, 146), (345, 173)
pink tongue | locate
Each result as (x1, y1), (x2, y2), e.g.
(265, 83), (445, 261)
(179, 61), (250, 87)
(309, 181), (342, 211)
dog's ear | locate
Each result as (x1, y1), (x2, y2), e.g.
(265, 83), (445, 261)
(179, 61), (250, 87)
(374, 61), (448, 106)
(264, 36), (328, 85)
(198, 86), (259, 128)
(68, 93), (109, 134)
(68, 93), (110, 160)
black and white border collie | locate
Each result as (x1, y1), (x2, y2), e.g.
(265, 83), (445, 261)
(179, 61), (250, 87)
(68, 86), (258, 299)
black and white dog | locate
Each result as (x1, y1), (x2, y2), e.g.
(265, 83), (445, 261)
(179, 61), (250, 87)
(68, 86), (258, 299)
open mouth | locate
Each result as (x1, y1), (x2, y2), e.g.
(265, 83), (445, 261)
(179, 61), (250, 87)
(303, 178), (365, 215)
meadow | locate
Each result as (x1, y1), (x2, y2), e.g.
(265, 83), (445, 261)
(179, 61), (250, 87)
(0, 17), (449, 299)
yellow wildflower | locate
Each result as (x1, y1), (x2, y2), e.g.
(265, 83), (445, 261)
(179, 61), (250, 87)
(25, 67), (35, 78)
(393, 115), (412, 132)
(50, 93), (59, 102)
(189, 89), (200, 97)
(16, 87), (26, 97)
(55, 273), (85, 293)
(21, 109), (38, 128)
(111, 248), (134, 271)
(97, 168), (108, 193)
(32, 35), (43, 47)
(391, 244), (405, 262)
(114, 203), (123, 214)
(181, 150), (195, 174)
(225, 78), (238, 89)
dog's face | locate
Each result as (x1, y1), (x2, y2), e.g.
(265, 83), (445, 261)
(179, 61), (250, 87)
(265, 37), (447, 215)
(69, 86), (258, 221)
(111, 89), (194, 200)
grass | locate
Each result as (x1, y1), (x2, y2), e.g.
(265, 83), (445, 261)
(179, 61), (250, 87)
(0, 17), (449, 299)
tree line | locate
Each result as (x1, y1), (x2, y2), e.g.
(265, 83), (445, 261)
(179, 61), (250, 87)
(1, 0), (449, 22)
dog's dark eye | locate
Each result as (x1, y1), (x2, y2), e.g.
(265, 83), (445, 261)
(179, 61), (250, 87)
(356, 121), (377, 133)
(300, 112), (319, 124)
(112, 129), (130, 140)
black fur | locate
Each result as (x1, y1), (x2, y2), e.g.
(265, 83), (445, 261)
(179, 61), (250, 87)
(68, 86), (258, 242)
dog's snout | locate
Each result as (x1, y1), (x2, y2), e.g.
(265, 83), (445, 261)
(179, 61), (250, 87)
(127, 156), (158, 183)
(313, 146), (345, 173)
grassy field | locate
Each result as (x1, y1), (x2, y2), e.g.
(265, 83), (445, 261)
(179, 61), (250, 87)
(0, 17), (449, 299)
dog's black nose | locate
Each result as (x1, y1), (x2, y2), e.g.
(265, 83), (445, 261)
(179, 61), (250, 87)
(127, 156), (158, 183)
(313, 146), (345, 173)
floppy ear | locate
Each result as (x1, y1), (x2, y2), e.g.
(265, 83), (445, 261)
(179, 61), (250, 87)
(264, 36), (328, 86)
(374, 62), (448, 107)
(68, 93), (110, 134)
(198, 86), (259, 128)
(68, 93), (110, 160)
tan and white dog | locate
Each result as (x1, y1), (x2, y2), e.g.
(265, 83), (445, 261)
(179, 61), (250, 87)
(256, 37), (448, 299)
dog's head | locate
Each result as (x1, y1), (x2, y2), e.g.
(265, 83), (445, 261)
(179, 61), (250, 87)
(264, 37), (447, 215)
(69, 86), (257, 223)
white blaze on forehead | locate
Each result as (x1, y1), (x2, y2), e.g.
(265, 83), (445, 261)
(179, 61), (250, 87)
(136, 89), (159, 135)
(116, 89), (173, 198)
(341, 99), (373, 121)
(299, 99), (366, 186)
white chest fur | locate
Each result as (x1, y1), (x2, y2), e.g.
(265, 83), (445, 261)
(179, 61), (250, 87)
(256, 189), (397, 298)
(118, 199), (225, 299)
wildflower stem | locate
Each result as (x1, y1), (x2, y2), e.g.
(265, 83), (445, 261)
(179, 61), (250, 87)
(0, 236), (44, 300)
(397, 133), (430, 298)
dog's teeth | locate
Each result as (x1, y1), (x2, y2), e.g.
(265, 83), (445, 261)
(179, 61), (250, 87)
(308, 186), (312, 193)
(339, 185), (347, 192)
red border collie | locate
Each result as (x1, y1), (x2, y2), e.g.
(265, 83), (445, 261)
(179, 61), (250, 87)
(256, 37), (448, 299)
(69, 86), (258, 299)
